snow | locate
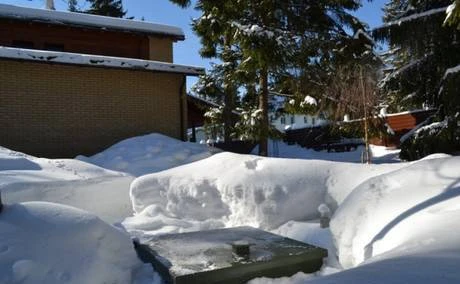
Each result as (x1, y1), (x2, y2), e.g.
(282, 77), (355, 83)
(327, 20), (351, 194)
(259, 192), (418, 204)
(443, 63), (460, 80)
(413, 119), (448, 139)
(301, 95), (318, 107)
(2, 131), (460, 283)
(0, 46), (203, 75)
(0, 4), (184, 39)
(232, 22), (276, 39)
(77, 133), (212, 177)
(255, 141), (401, 164)
(125, 152), (406, 238)
(445, 2), (457, 24)
(0, 146), (133, 224)
(330, 156), (460, 278)
(0, 201), (158, 284)
(353, 29), (375, 44)
(383, 6), (448, 28)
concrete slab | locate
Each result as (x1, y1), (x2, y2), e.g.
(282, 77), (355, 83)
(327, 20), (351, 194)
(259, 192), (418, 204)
(134, 226), (328, 284)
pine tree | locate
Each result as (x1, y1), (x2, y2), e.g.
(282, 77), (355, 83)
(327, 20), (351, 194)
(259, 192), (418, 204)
(375, 0), (460, 159)
(85, 0), (127, 18)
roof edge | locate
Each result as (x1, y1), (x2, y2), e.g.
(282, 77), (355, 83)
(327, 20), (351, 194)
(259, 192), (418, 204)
(0, 4), (185, 40)
(0, 46), (204, 76)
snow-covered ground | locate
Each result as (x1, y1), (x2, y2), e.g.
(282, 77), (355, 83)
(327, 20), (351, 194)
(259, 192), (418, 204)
(2, 133), (459, 283)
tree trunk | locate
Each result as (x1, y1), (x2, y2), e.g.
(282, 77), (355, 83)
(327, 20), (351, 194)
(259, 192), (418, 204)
(258, 68), (269, 156)
(223, 85), (234, 143)
(359, 67), (371, 164)
(222, 38), (234, 143)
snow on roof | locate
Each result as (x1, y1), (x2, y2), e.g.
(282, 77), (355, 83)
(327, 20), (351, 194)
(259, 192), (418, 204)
(383, 108), (436, 117)
(0, 46), (204, 76)
(0, 4), (185, 40)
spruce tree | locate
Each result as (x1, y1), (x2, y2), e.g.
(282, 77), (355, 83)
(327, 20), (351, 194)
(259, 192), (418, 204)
(85, 0), (127, 18)
(375, 0), (460, 159)
(170, 0), (371, 156)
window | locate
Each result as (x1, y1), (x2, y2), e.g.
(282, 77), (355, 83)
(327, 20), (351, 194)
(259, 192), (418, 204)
(312, 117), (316, 125)
(290, 116), (295, 124)
(12, 40), (34, 49)
(270, 115), (275, 122)
(44, 43), (65, 52)
(304, 116), (308, 124)
(280, 116), (286, 124)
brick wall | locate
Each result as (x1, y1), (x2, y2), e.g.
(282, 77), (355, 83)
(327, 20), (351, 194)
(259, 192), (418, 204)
(0, 59), (186, 158)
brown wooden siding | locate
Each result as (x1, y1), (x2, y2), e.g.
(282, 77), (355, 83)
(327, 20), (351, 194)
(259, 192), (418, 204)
(373, 110), (436, 147)
(0, 20), (152, 59)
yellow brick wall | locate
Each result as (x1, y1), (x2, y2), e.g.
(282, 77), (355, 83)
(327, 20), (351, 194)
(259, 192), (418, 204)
(148, 36), (173, 62)
(0, 59), (186, 158)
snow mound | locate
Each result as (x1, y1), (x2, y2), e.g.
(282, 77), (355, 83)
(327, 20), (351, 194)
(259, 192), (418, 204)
(331, 156), (460, 269)
(0, 202), (156, 284)
(125, 152), (406, 236)
(0, 146), (124, 184)
(77, 133), (212, 176)
(0, 147), (132, 224)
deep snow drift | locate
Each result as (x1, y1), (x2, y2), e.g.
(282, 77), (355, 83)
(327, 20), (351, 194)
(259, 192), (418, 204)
(3, 132), (459, 283)
(332, 156), (460, 268)
(124, 152), (406, 238)
(0, 202), (157, 284)
(0, 146), (133, 224)
(77, 133), (213, 176)
(125, 151), (460, 283)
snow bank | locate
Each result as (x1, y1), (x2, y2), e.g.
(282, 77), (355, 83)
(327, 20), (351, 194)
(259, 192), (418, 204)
(0, 202), (157, 284)
(0, 146), (133, 224)
(331, 156), (460, 269)
(77, 133), (212, 177)
(125, 152), (407, 237)
(0, 146), (124, 184)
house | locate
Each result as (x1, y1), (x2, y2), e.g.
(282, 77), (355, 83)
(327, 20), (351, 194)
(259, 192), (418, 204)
(0, 4), (204, 158)
(187, 95), (241, 143)
(268, 94), (328, 132)
(370, 108), (437, 147)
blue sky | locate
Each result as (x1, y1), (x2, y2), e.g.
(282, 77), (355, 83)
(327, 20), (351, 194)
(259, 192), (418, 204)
(1, 0), (387, 87)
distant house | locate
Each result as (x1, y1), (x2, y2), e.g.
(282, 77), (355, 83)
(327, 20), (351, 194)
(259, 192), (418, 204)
(371, 109), (437, 147)
(0, 4), (203, 157)
(270, 112), (328, 132)
(268, 94), (328, 132)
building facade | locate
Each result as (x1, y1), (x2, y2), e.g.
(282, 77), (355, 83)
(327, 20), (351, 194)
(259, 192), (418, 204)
(0, 4), (203, 157)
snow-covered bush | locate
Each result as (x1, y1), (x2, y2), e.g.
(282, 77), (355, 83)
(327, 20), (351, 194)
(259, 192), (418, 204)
(400, 116), (460, 161)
